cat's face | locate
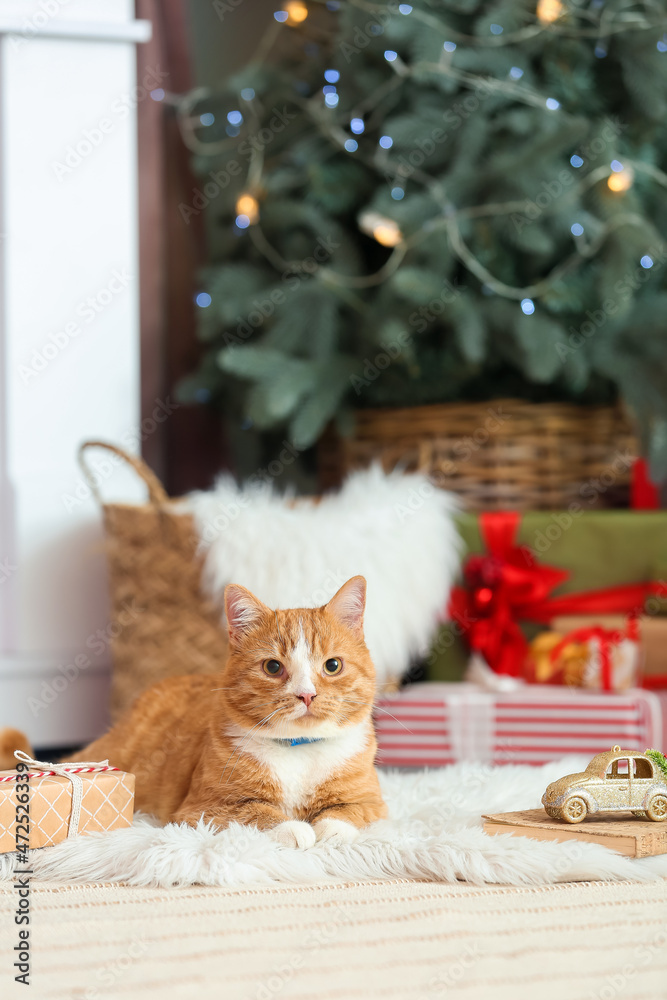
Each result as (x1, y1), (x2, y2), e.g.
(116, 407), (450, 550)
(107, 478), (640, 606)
(219, 577), (376, 739)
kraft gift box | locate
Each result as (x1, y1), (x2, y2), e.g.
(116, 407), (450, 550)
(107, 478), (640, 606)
(0, 763), (135, 852)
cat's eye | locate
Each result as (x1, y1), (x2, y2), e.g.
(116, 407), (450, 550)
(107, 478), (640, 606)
(323, 658), (343, 676)
(263, 659), (283, 676)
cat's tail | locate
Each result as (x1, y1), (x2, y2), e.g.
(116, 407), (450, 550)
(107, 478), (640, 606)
(0, 727), (34, 770)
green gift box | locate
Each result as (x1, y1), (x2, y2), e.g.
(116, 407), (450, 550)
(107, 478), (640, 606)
(427, 511), (667, 682)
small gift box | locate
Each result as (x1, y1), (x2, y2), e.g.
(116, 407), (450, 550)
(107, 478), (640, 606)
(525, 620), (641, 691)
(554, 614), (667, 683)
(0, 753), (135, 853)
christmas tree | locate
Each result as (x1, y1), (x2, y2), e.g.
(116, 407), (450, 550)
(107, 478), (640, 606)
(177, 0), (667, 478)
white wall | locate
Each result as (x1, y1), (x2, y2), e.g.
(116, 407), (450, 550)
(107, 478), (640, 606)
(0, 0), (150, 747)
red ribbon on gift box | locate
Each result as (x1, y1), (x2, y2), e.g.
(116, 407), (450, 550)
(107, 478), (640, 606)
(448, 511), (663, 676)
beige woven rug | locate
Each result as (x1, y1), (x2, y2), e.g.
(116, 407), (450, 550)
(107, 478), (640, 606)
(1, 878), (666, 999)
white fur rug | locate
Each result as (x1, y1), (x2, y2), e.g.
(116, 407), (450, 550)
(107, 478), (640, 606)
(188, 465), (461, 688)
(2, 758), (666, 887)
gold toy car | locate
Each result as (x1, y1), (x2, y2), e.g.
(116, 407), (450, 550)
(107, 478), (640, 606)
(542, 746), (667, 824)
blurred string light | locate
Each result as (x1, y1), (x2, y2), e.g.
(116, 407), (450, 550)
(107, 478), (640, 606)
(324, 69), (340, 83)
(195, 292), (211, 307)
(200, 113), (215, 126)
(391, 186), (405, 200)
(509, 66), (524, 79)
(378, 135), (393, 148)
(536, 0), (564, 24)
(658, 39), (667, 53)
(227, 110), (243, 125)
(344, 139), (358, 152)
(284, 1), (308, 24)
(359, 211), (403, 247)
(398, 3), (412, 12)
(545, 97), (560, 110)
(235, 193), (259, 225)
(150, 88), (165, 101)
(350, 117), (365, 134)
(641, 255), (654, 268)
(240, 87), (255, 101)
(443, 41), (457, 52)
(324, 92), (339, 107)
(323, 85), (337, 95)
(570, 154), (584, 167)
(571, 223), (584, 236)
(594, 44), (607, 58)
(607, 161), (634, 192)
(490, 23), (503, 34)
(384, 49), (398, 62)
(521, 298), (535, 315)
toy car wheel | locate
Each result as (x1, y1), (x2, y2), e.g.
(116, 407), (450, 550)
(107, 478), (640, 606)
(646, 794), (667, 822)
(562, 796), (587, 824)
(632, 810), (646, 818)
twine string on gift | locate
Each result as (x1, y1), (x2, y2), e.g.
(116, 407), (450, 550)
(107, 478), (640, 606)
(12, 751), (116, 840)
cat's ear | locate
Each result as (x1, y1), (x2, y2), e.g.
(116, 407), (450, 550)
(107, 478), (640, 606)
(224, 584), (269, 642)
(325, 576), (367, 635)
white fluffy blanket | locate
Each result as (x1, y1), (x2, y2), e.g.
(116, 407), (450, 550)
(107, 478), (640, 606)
(2, 759), (666, 887)
(188, 466), (461, 687)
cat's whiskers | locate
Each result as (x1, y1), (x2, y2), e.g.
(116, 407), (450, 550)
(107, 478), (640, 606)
(225, 708), (286, 784)
(218, 708), (284, 785)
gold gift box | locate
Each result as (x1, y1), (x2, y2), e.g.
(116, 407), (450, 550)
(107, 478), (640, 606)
(0, 766), (135, 852)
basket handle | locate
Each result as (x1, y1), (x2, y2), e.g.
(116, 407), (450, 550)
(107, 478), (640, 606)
(78, 441), (169, 506)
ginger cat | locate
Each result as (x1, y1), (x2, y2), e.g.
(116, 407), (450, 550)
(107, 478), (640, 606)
(3, 576), (387, 847)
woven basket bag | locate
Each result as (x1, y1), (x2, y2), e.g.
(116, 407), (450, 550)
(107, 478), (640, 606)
(319, 399), (638, 511)
(79, 442), (228, 720)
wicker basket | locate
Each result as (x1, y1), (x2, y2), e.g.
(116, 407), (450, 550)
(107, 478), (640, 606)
(79, 442), (228, 720)
(319, 400), (638, 511)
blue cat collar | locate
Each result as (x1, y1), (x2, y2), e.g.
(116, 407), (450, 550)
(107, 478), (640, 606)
(275, 737), (324, 747)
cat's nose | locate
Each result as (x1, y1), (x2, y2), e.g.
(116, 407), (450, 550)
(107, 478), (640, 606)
(297, 693), (317, 708)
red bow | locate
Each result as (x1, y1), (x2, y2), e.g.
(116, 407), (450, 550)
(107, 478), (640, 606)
(449, 512), (662, 676)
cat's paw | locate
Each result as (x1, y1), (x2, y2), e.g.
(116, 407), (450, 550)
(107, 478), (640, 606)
(269, 821), (316, 849)
(312, 817), (360, 844)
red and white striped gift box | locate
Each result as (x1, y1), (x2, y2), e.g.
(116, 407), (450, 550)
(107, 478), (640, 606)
(374, 683), (664, 768)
